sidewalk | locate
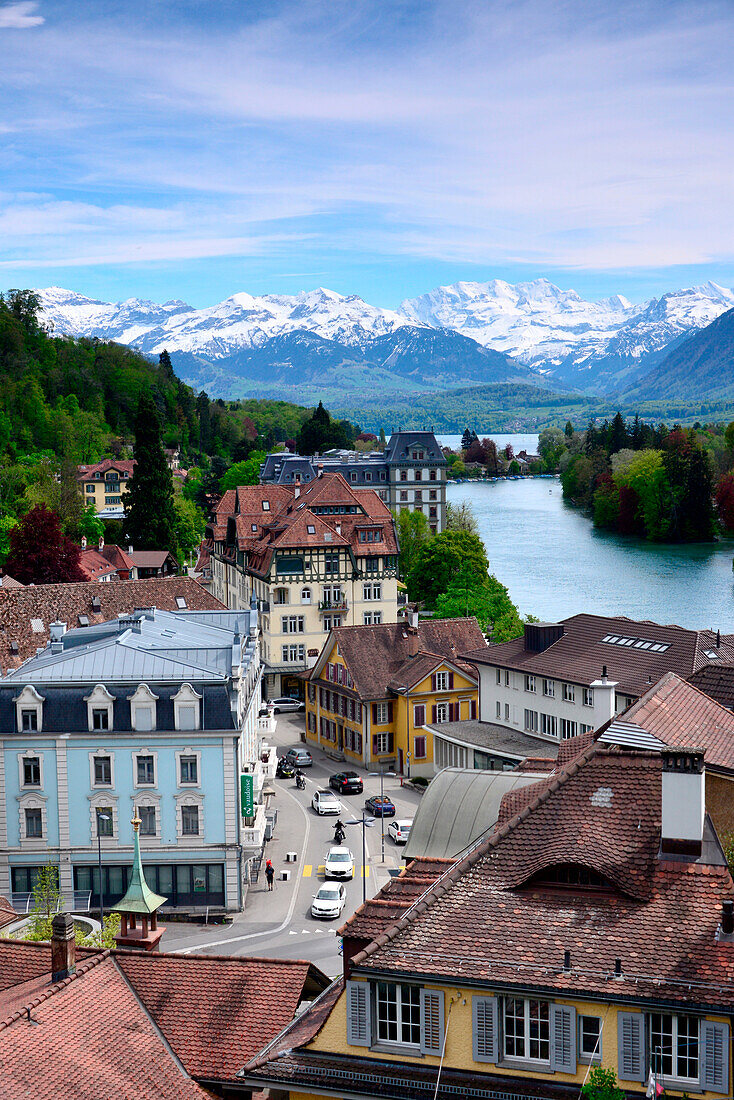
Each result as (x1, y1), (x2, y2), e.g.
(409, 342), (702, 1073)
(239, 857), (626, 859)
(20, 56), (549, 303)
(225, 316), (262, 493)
(244, 780), (310, 926)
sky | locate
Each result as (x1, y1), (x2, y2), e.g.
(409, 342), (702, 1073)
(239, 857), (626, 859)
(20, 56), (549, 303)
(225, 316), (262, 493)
(2, 0), (734, 308)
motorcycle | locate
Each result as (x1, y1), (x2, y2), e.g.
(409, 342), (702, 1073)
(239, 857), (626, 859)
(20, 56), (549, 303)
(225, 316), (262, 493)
(295, 771), (306, 791)
(334, 821), (346, 845)
(276, 757), (296, 779)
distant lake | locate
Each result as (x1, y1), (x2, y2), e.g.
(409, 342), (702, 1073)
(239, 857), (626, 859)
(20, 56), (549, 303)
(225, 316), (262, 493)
(438, 432), (539, 454)
(448, 477), (734, 631)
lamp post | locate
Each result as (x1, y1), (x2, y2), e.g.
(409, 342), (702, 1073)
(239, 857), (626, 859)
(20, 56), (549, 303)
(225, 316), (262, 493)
(344, 813), (375, 904)
(96, 811), (111, 933)
(368, 766), (396, 863)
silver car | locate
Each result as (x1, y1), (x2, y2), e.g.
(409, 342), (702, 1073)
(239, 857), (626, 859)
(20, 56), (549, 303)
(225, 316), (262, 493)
(269, 697), (305, 713)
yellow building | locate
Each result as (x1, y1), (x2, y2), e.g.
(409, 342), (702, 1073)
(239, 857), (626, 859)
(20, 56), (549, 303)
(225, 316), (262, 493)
(76, 459), (134, 519)
(242, 743), (733, 1099)
(305, 613), (486, 775)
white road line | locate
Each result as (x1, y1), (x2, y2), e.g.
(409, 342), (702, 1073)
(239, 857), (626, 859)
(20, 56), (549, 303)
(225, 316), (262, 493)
(175, 783), (312, 954)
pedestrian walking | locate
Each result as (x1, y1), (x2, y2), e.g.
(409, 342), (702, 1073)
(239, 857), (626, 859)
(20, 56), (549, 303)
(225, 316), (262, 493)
(265, 859), (275, 891)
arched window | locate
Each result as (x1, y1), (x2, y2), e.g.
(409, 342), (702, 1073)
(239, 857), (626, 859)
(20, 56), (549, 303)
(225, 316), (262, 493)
(301, 587), (312, 604)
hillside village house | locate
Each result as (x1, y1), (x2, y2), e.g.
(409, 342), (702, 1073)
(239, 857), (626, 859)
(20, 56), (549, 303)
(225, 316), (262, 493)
(242, 730), (734, 1100)
(207, 473), (400, 699)
(76, 458), (135, 520)
(305, 615), (486, 775)
(260, 430), (448, 534)
(0, 604), (269, 914)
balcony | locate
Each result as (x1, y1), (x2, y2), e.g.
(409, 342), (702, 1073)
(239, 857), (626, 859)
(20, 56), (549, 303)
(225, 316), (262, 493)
(318, 599), (349, 613)
(241, 803), (267, 852)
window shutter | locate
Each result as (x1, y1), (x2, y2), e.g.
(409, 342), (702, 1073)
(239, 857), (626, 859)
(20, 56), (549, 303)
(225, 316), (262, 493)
(372, 734), (379, 756)
(702, 1021), (729, 1094)
(387, 702), (393, 723)
(346, 980), (371, 1047)
(372, 703), (378, 724)
(550, 1004), (576, 1073)
(448, 671), (454, 689)
(420, 988), (444, 1055)
(617, 1012), (645, 1083)
(431, 705), (437, 723)
(431, 674), (437, 691)
(387, 732), (394, 752)
(415, 704), (425, 726)
(472, 996), (498, 1062)
(470, 699), (477, 719)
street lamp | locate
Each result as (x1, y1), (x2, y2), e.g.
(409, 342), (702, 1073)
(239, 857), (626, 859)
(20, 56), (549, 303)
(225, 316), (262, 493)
(344, 812), (375, 904)
(368, 766), (396, 863)
(96, 811), (111, 933)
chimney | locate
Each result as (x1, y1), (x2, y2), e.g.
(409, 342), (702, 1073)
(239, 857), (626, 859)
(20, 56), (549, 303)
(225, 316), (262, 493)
(717, 629), (721, 649)
(410, 610), (419, 630)
(51, 912), (76, 982)
(661, 750), (705, 858)
(317, 463), (324, 478)
(128, 544), (133, 554)
(49, 621), (67, 649)
(98, 537), (104, 551)
(589, 669), (618, 725)
(81, 536), (87, 550)
(294, 486), (300, 499)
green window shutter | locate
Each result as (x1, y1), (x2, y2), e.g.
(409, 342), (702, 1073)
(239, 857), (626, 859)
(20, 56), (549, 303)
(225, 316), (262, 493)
(472, 996), (498, 1062)
(618, 1011), (645, 1083)
(550, 1004), (576, 1073)
(702, 1020), (730, 1094)
(420, 988), (445, 1055)
(346, 980), (371, 1047)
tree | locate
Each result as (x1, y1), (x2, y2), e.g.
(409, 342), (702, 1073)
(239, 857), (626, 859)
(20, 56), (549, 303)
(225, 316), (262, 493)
(538, 426), (566, 470)
(4, 505), (85, 584)
(564, 420), (574, 439)
(378, 427), (387, 450)
(434, 572), (523, 641)
(24, 863), (61, 941)
(123, 393), (177, 556)
(173, 496), (205, 557)
(77, 504), (105, 543)
(482, 438), (499, 474)
(460, 428), (474, 450)
(465, 439), (488, 464)
(608, 411), (629, 455)
(407, 530), (488, 607)
(504, 443), (514, 461)
(219, 451), (266, 491)
(716, 473), (734, 533)
(296, 401), (353, 454)
(446, 500), (479, 535)
(395, 509), (430, 579)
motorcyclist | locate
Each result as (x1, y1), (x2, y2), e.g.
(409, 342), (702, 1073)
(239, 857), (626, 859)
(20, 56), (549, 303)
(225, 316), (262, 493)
(295, 769), (305, 790)
(334, 819), (346, 844)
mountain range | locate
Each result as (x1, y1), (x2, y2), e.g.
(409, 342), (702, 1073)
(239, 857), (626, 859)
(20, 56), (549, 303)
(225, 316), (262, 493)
(32, 279), (734, 410)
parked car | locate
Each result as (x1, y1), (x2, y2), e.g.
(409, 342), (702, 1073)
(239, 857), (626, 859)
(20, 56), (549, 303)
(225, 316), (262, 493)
(323, 846), (355, 880)
(329, 771), (364, 794)
(365, 795), (396, 818)
(387, 819), (413, 845)
(268, 697), (305, 713)
(312, 789), (342, 816)
(285, 748), (313, 768)
(276, 757), (296, 778)
(310, 883), (347, 920)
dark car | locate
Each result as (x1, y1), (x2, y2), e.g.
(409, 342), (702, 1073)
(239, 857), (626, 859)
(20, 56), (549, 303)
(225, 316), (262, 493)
(276, 757), (296, 778)
(329, 771), (364, 795)
(365, 794), (396, 817)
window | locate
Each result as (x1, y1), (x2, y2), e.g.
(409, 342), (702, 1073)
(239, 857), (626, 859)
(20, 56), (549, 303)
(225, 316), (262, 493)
(182, 805), (200, 836)
(92, 708), (109, 731)
(324, 554), (339, 576)
(363, 583), (381, 601)
(364, 556), (379, 573)
(376, 982), (421, 1046)
(524, 709), (539, 733)
(301, 587), (311, 604)
(21, 709), (38, 732)
(180, 755), (198, 784)
(580, 723), (593, 734)
(105, 496), (121, 504)
(25, 808), (43, 838)
(435, 671), (449, 691)
(138, 805), (156, 836)
(273, 588), (290, 605)
(560, 718), (578, 739)
(400, 490), (408, 501)
(578, 1016), (602, 1061)
(134, 706), (153, 731)
(496, 669), (501, 685)
(94, 756), (112, 785)
(262, 499), (270, 510)
(173, 684), (201, 731)
(363, 612), (382, 625)
(583, 687), (594, 707)
(23, 757), (41, 786)
(86, 483), (95, 493)
(415, 469), (422, 481)
(323, 615), (343, 631)
(541, 713), (558, 738)
(282, 644), (305, 662)
(96, 808), (113, 837)
(435, 702), (448, 723)
(504, 998), (550, 1063)
(136, 755), (155, 785)
(504, 670), (511, 687)
(281, 615), (305, 633)
(649, 1014), (699, 1084)
(525, 675), (536, 693)
(504, 703), (510, 722)
(375, 703), (390, 725)
(414, 735), (427, 759)
(542, 679), (555, 698)
(562, 683), (575, 703)
(496, 701), (501, 718)
(430, 469), (437, 481)
(400, 470), (408, 481)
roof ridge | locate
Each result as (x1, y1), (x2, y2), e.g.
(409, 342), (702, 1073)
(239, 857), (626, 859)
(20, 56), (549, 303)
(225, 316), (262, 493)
(0, 949), (109, 1031)
(117, 949), (314, 966)
(350, 739), (604, 967)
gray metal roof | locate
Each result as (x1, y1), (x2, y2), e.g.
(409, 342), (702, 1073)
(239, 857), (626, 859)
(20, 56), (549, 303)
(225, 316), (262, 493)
(428, 719), (561, 761)
(403, 767), (547, 861)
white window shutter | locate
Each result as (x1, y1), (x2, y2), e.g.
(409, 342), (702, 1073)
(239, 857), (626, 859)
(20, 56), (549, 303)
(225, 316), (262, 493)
(420, 988), (444, 1055)
(346, 980), (371, 1047)
(472, 996), (498, 1062)
(702, 1021), (730, 1094)
(550, 1004), (576, 1073)
(618, 1011), (645, 1083)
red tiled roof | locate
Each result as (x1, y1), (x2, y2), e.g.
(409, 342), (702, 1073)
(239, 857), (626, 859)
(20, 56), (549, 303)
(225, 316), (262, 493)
(116, 951), (327, 1083)
(339, 859), (451, 942)
(0, 576), (225, 669)
(0, 896), (19, 931)
(318, 618), (485, 700)
(76, 459), (135, 482)
(78, 548), (119, 580)
(0, 576), (24, 589)
(464, 613), (734, 698)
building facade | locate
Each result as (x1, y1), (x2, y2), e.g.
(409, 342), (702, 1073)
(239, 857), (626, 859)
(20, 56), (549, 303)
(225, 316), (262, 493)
(0, 605), (267, 914)
(207, 473), (400, 698)
(260, 430), (448, 534)
(305, 615), (486, 775)
(76, 459), (135, 519)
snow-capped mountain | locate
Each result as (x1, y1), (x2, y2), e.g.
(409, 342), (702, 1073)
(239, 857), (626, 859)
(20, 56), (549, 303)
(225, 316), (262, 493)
(33, 278), (734, 396)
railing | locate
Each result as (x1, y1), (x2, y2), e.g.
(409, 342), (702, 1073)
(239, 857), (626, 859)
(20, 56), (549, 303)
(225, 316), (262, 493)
(241, 803), (267, 850)
(11, 891), (93, 915)
(318, 599), (349, 613)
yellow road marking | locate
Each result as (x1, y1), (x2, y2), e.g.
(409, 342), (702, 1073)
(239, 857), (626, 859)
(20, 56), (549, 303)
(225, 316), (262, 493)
(317, 865), (326, 876)
(361, 866), (370, 878)
(302, 865), (312, 877)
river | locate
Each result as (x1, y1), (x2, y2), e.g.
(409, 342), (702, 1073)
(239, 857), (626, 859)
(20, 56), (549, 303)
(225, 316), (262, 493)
(446, 458), (734, 632)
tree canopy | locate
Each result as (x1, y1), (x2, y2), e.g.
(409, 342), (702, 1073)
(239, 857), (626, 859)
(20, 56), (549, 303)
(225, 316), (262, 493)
(407, 529), (489, 607)
(4, 504), (85, 584)
(122, 394), (177, 556)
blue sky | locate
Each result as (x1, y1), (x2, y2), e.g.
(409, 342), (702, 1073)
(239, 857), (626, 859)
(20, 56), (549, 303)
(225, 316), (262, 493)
(2, 0), (734, 308)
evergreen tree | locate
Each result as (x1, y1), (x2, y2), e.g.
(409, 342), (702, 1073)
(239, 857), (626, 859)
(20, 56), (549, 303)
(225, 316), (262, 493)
(158, 349), (175, 382)
(461, 428), (473, 450)
(609, 411), (629, 455)
(378, 427), (387, 450)
(296, 401), (354, 454)
(564, 421), (574, 439)
(123, 393), (177, 556)
(197, 391), (211, 453)
(631, 414), (642, 450)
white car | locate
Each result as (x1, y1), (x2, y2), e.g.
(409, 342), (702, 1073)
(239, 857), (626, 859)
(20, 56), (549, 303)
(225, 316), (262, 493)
(388, 819), (413, 845)
(268, 697), (305, 713)
(323, 846), (355, 880)
(312, 789), (342, 815)
(310, 883), (347, 919)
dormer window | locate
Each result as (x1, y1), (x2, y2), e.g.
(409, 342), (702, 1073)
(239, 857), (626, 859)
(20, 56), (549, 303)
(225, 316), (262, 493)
(14, 685), (45, 734)
(127, 683), (158, 732)
(525, 863), (613, 891)
(84, 684), (115, 733)
(173, 683), (202, 731)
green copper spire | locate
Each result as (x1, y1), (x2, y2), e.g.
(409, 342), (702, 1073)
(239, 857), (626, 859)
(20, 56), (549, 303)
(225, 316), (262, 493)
(113, 813), (167, 916)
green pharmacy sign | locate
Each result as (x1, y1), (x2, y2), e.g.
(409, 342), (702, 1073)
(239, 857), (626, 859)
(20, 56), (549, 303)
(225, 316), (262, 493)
(240, 773), (254, 817)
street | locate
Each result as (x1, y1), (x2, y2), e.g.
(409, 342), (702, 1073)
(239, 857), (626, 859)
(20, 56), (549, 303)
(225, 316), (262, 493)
(161, 713), (423, 978)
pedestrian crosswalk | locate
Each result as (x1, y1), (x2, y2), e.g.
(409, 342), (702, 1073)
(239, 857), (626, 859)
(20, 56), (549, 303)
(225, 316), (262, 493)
(302, 865), (370, 878)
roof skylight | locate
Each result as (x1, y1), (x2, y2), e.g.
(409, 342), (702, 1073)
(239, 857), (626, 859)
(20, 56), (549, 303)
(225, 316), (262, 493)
(602, 633), (669, 653)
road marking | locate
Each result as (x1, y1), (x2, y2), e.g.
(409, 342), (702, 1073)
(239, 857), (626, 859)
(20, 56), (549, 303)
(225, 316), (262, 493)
(361, 866), (370, 878)
(316, 865), (325, 876)
(302, 865), (312, 877)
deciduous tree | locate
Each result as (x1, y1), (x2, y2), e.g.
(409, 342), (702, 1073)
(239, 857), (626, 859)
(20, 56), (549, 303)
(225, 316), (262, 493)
(4, 504), (85, 584)
(407, 530), (488, 607)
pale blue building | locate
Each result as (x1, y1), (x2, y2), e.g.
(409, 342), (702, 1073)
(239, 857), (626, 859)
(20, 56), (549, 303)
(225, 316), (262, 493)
(0, 605), (266, 913)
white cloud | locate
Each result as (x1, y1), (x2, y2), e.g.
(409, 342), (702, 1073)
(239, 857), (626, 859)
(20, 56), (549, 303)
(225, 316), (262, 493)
(0, 2), (43, 29)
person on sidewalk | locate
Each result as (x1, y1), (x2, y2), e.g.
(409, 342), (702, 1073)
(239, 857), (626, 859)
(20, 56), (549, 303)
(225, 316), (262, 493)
(265, 859), (275, 891)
